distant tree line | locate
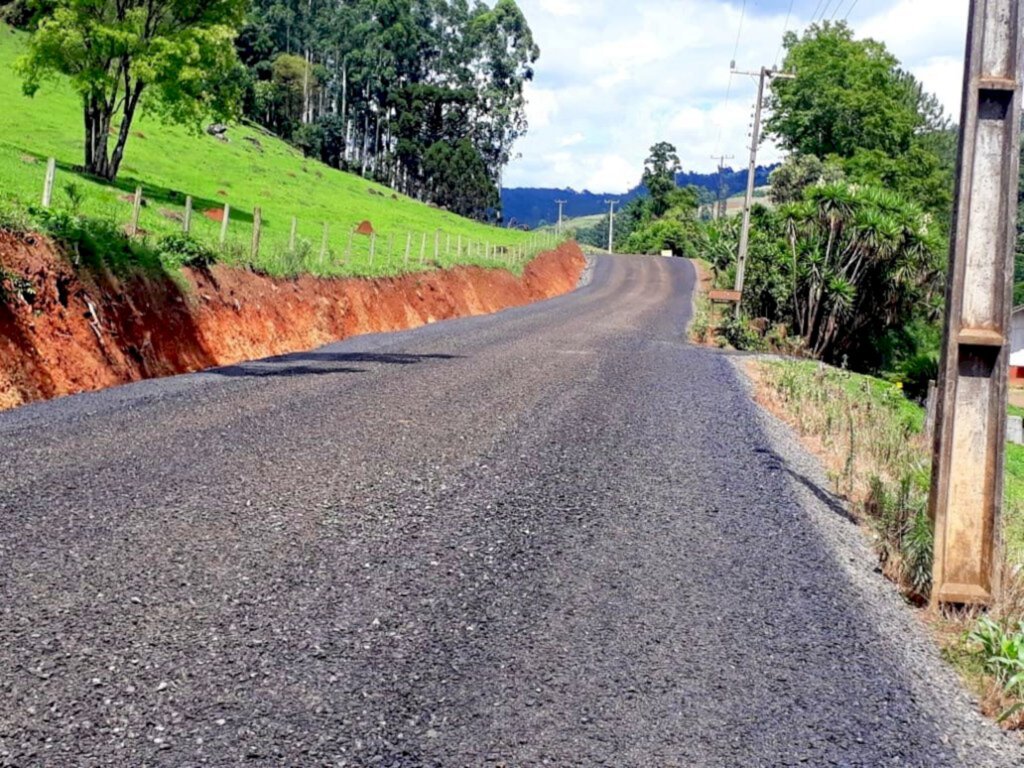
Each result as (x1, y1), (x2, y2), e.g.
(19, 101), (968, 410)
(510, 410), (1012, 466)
(5, 0), (539, 221)
(236, 0), (538, 220)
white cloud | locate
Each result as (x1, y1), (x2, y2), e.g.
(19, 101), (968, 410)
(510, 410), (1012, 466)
(504, 0), (972, 191)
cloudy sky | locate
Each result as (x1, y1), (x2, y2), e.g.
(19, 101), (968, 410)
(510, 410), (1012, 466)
(502, 0), (969, 192)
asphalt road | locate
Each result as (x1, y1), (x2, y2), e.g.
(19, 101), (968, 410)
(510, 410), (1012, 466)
(1, 255), (1020, 766)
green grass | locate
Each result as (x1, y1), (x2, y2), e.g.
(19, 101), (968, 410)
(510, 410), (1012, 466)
(0, 25), (548, 277)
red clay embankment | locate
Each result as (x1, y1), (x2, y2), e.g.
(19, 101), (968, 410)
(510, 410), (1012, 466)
(0, 232), (585, 410)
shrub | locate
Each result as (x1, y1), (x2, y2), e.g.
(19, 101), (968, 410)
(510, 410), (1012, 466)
(156, 233), (218, 269)
(969, 617), (1024, 722)
(719, 315), (763, 351)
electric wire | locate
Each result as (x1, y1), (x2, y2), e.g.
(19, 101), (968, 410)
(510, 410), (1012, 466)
(774, 0), (797, 70)
(842, 0), (859, 21)
(715, 0), (748, 156)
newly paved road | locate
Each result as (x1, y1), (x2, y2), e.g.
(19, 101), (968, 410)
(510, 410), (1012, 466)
(0, 255), (1020, 766)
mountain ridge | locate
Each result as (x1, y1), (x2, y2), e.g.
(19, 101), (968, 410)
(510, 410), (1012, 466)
(500, 165), (778, 228)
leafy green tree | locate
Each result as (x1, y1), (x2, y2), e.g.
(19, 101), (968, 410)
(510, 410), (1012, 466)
(769, 153), (844, 204)
(422, 139), (499, 220)
(642, 142), (682, 216)
(767, 22), (921, 160)
(767, 21), (954, 220)
(17, 0), (247, 181)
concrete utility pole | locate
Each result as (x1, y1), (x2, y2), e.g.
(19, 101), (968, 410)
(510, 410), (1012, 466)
(555, 199), (567, 236)
(709, 154), (734, 220)
(604, 200), (619, 254)
(929, 0), (1024, 607)
(732, 66), (795, 318)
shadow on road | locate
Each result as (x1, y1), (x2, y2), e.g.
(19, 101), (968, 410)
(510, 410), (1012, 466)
(209, 351), (463, 379)
(754, 446), (857, 525)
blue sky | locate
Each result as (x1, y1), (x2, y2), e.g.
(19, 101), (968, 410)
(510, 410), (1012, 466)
(503, 0), (968, 192)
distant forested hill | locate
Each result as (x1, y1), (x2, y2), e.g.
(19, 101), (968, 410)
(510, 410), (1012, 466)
(501, 165), (777, 228)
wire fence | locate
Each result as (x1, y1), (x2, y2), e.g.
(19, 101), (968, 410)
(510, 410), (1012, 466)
(35, 157), (566, 280)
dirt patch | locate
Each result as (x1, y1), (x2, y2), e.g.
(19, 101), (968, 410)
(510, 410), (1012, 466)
(0, 236), (585, 410)
(204, 208), (226, 223)
(355, 220), (375, 236)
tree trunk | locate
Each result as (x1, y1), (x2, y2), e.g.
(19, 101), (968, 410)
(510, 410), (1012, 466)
(83, 97), (113, 179)
(302, 49), (311, 124)
(106, 83), (144, 181)
(82, 82), (143, 181)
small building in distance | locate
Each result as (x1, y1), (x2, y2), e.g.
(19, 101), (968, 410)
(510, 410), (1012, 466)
(1011, 306), (1024, 383)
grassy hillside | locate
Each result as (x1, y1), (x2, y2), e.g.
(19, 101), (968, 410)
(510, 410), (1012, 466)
(0, 25), (541, 277)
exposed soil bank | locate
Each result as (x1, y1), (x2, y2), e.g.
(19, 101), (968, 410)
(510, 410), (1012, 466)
(0, 233), (585, 410)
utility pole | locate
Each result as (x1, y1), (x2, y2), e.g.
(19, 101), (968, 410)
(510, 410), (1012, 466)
(732, 66), (795, 318)
(604, 200), (619, 254)
(709, 154), (734, 220)
(929, 0), (1023, 607)
(555, 199), (567, 237)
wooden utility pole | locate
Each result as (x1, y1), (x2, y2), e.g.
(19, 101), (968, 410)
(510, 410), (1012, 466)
(733, 66), (794, 318)
(709, 154), (734, 219)
(929, 0), (1024, 607)
(555, 199), (567, 236)
(604, 200), (619, 254)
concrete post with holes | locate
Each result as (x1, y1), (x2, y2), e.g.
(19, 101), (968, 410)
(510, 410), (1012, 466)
(419, 233), (427, 266)
(929, 0), (1024, 607)
(183, 196), (193, 234)
(289, 216), (298, 251)
(41, 158), (56, 208)
(404, 232), (412, 268)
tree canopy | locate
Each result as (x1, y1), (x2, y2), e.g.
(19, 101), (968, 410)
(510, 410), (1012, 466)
(237, 0), (539, 220)
(18, 0), (247, 180)
(767, 21), (954, 221)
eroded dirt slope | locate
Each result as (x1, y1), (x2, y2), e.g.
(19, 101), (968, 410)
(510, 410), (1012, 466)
(0, 232), (585, 409)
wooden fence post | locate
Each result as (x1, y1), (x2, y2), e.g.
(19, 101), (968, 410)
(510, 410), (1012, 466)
(434, 230), (440, 263)
(404, 232), (412, 268)
(183, 196), (193, 234)
(344, 230), (353, 265)
(457, 234), (462, 259)
(369, 232), (376, 266)
(250, 206), (262, 261)
(41, 158), (56, 208)
(219, 204), (231, 245)
(128, 186), (143, 237)
(319, 222), (329, 267)
(419, 232), (427, 265)
(446, 233), (451, 256)
(289, 216), (298, 251)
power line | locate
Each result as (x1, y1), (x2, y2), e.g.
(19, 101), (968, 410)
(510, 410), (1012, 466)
(773, 0), (797, 69)
(842, 0), (859, 21)
(715, 0), (749, 155)
(809, 0), (829, 23)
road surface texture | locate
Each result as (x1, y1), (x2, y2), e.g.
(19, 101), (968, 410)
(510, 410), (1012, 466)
(1, 255), (1021, 766)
